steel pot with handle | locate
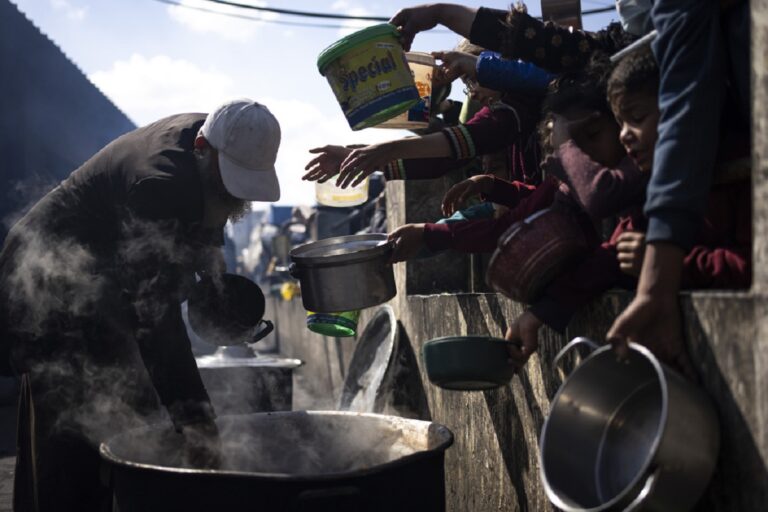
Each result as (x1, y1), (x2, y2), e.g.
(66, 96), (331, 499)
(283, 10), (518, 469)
(187, 273), (274, 346)
(289, 234), (396, 313)
(540, 337), (720, 512)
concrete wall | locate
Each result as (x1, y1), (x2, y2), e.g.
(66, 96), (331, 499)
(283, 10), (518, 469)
(274, 2), (768, 509)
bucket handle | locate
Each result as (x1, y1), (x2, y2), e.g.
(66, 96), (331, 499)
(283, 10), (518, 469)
(553, 336), (600, 376)
(623, 467), (660, 512)
(251, 320), (274, 343)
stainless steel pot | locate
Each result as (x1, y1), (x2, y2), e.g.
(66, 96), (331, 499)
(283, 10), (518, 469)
(289, 234), (396, 313)
(196, 346), (303, 415)
(540, 338), (720, 512)
(100, 411), (454, 512)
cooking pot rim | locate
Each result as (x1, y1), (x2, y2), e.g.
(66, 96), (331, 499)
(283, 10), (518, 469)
(99, 410), (454, 481)
(539, 342), (670, 512)
(290, 234), (392, 265)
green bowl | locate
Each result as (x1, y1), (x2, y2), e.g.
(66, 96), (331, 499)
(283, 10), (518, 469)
(422, 336), (518, 390)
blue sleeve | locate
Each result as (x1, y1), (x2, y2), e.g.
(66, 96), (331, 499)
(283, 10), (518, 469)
(645, 0), (724, 249)
(475, 51), (556, 96)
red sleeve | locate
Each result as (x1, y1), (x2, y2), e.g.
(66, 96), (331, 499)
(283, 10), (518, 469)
(549, 141), (647, 219)
(481, 176), (538, 209)
(681, 246), (751, 289)
(681, 180), (751, 289)
(423, 177), (559, 252)
(441, 106), (522, 160)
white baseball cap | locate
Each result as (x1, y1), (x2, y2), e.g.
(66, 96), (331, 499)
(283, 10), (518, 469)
(200, 98), (281, 201)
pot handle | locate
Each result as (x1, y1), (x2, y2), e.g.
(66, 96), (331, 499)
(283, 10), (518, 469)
(623, 467), (660, 512)
(290, 486), (361, 511)
(251, 320), (274, 343)
(288, 262), (300, 279)
(553, 336), (600, 375)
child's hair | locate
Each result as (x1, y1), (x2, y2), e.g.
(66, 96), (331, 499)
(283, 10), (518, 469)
(541, 52), (612, 117)
(607, 45), (659, 108)
(537, 53), (612, 153)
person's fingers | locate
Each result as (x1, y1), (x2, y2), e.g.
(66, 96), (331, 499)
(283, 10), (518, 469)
(431, 50), (446, 60)
(307, 146), (328, 154)
(606, 316), (632, 360)
(304, 155), (322, 171)
(351, 168), (374, 187)
(617, 251), (635, 263)
(339, 163), (365, 188)
(505, 341), (528, 367)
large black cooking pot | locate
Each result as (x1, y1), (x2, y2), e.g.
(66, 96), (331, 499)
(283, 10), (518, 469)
(187, 273), (273, 345)
(100, 411), (454, 512)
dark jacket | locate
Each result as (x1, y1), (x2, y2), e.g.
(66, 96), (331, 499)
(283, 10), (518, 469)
(0, 113), (219, 428)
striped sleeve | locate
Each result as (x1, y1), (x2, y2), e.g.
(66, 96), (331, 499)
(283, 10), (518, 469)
(441, 125), (477, 160)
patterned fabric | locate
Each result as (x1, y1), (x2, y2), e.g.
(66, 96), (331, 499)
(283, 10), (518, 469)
(442, 125), (477, 160)
(382, 159), (406, 180)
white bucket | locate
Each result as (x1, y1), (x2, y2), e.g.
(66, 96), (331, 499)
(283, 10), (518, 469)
(375, 52), (435, 130)
(315, 175), (370, 207)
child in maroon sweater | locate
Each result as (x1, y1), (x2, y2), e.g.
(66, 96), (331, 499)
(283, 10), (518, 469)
(507, 47), (751, 360)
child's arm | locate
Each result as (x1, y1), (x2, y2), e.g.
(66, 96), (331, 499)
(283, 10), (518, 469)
(441, 175), (537, 216)
(338, 106), (526, 187)
(389, 177), (560, 261)
(547, 141), (648, 220)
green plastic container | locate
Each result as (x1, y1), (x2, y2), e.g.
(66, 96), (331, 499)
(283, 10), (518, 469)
(317, 23), (420, 130)
(306, 310), (360, 337)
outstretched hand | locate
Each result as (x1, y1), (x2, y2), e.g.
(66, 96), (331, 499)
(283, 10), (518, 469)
(504, 310), (543, 371)
(337, 143), (397, 188)
(441, 174), (494, 217)
(388, 223), (426, 262)
(303, 145), (353, 183)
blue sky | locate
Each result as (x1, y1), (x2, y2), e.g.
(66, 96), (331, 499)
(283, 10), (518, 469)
(11, 0), (617, 207)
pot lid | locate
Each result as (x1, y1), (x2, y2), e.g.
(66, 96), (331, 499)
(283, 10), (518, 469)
(290, 234), (391, 265)
(196, 347), (302, 369)
(338, 305), (397, 413)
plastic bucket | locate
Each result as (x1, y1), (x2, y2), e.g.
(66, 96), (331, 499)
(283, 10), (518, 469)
(317, 24), (420, 131)
(306, 310), (360, 337)
(315, 174), (370, 207)
(376, 52), (435, 130)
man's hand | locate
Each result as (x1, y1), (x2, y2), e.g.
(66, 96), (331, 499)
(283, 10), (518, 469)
(504, 310), (543, 371)
(303, 145), (353, 183)
(388, 223), (426, 262)
(432, 50), (478, 82)
(441, 174), (494, 216)
(616, 231), (646, 277)
(182, 420), (222, 469)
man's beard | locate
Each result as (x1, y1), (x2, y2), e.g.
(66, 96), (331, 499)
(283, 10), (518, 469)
(195, 149), (252, 222)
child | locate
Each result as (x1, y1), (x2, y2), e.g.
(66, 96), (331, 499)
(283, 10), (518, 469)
(507, 46), (750, 365)
(389, 59), (646, 264)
